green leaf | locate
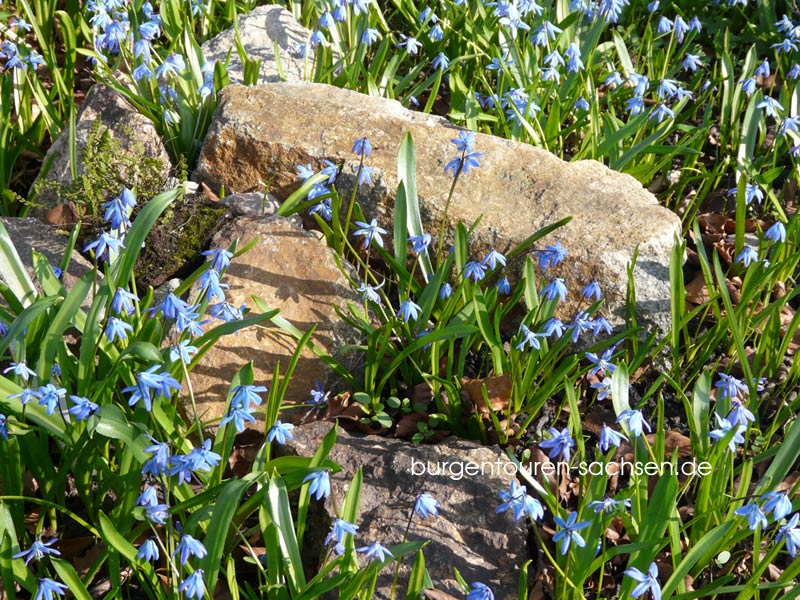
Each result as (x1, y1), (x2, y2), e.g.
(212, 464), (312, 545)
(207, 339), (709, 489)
(397, 132), (433, 281)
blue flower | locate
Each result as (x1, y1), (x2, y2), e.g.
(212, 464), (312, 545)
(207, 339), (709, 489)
(184, 438), (222, 472)
(414, 493), (440, 519)
(303, 470), (332, 500)
(170, 340), (198, 364)
(361, 28), (380, 45)
(408, 233), (431, 254)
(13, 537), (61, 565)
(111, 288), (138, 315)
(208, 301), (245, 322)
(439, 282), (453, 300)
(431, 52), (449, 71)
(463, 260), (486, 282)
(178, 570), (206, 599)
(586, 350), (616, 377)
(542, 317), (565, 338)
(36, 384), (66, 415)
(445, 150), (483, 177)
(451, 130), (476, 153)
(727, 399), (755, 427)
(496, 480), (543, 521)
(574, 97), (590, 111)
(84, 231), (125, 262)
(144, 504), (170, 525)
(496, 276), (511, 295)
(742, 77), (758, 96)
(353, 219), (387, 249)
(540, 427), (575, 461)
(325, 518), (359, 554)
(397, 299), (422, 322)
(296, 164), (315, 180)
(735, 502), (768, 530)
(481, 249), (507, 270)
(220, 404), (257, 432)
(589, 497), (631, 513)
(541, 277), (567, 302)
(625, 562), (661, 599)
(198, 268), (229, 302)
(537, 242), (567, 270)
(776, 513), (800, 557)
(709, 415), (746, 452)
(68, 395), (98, 421)
(757, 97), (783, 117)
(175, 534), (207, 566)
(352, 136), (372, 158)
(356, 541), (393, 561)
(683, 53), (702, 72)
(516, 324), (545, 351)
(581, 280), (602, 301)
(357, 280), (384, 305)
(397, 34), (422, 54)
(598, 424), (625, 452)
(123, 366), (181, 412)
(552, 512), (590, 554)
(616, 409), (651, 437)
(136, 486), (159, 507)
(267, 420), (295, 444)
(201, 248), (233, 271)
(105, 317), (133, 342)
(764, 221), (786, 243)
(231, 384), (267, 409)
(137, 538), (160, 562)
(466, 582), (494, 600)
(142, 437), (171, 476)
(34, 578), (69, 600)
(762, 491), (793, 520)
(591, 377), (612, 401)
(715, 373), (748, 400)
(656, 15), (672, 33)
(649, 103), (675, 123)
(3, 361), (36, 383)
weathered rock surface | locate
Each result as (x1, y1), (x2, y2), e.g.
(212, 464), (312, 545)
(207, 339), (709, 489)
(194, 82), (682, 332)
(201, 4), (313, 85)
(278, 421), (527, 598)
(0, 217), (96, 309)
(187, 216), (359, 429)
(31, 84), (171, 214)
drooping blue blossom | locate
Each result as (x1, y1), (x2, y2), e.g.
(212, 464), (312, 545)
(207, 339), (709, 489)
(673, 15), (689, 42)
(496, 276), (511, 295)
(581, 279), (602, 301)
(616, 409), (651, 437)
(303, 470), (332, 501)
(727, 398), (755, 427)
(123, 366), (181, 412)
(682, 53), (702, 72)
(34, 578), (69, 600)
(540, 427), (576, 461)
(735, 501), (768, 530)
(13, 537), (61, 565)
(586, 349), (616, 377)
(170, 340), (198, 364)
(776, 514), (800, 557)
(735, 245), (758, 267)
(591, 377), (612, 401)
(309, 198), (333, 221)
(183, 439), (222, 473)
(136, 486), (159, 507)
(496, 480), (543, 521)
(3, 362), (36, 383)
(361, 27), (380, 45)
(231, 384), (267, 410)
(742, 77), (758, 96)
(144, 503), (170, 525)
(105, 317), (133, 343)
(755, 59), (771, 79)
(552, 512), (590, 554)
(142, 437), (171, 476)
(591, 316), (612, 337)
(625, 563), (661, 600)
(352, 136), (372, 158)
(466, 582), (495, 600)
(409, 234), (431, 254)
(757, 96), (783, 117)
(136, 538), (160, 562)
(325, 518), (359, 554)
(397, 299), (422, 322)
(357, 280), (384, 305)
(650, 103), (675, 123)
(68, 395), (99, 421)
(431, 51), (449, 70)
(208, 301), (245, 323)
(397, 34), (422, 54)
(762, 491), (793, 520)
(267, 420), (295, 444)
(463, 260), (486, 282)
(574, 97), (590, 111)
(537, 242), (567, 269)
(709, 415), (746, 452)
(111, 287), (138, 316)
(589, 497), (631, 513)
(516, 323), (545, 351)
(175, 534), (207, 566)
(36, 384), (66, 416)
(353, 219), (387, 249)
(84, 231), (125, 262)
(568, 310), (594, 343)
(178, 570), (206, 600)
(481, 249), (507, 270)
(656, 15), (672, 34)
(564, 43), (584, 72)
(198, 268), (229, 302)
(604, 71), (624, 88)
(357, 541), (394, 561)
(414, 493), (440, 519)
(625, 95), (645, 115)
(201, 248), (233, 271)
(439, 282), (453, 300)
(778, 116), (800, 137)
(598, 424), (626, 452)
(541, 277), (567, 302)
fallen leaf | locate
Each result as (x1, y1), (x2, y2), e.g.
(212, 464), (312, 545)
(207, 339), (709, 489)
(461, 374), (511, 417)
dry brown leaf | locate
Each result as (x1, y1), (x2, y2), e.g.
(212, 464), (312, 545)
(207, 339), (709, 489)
(42, 202), (80, 227)
(423, 590), (460, 600)
(461, 374), (511, 417)
(685, 271), (710, 306)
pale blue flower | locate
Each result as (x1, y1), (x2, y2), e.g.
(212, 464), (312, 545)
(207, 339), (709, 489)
(267, 420), (294, 444)
(762, 491), (793, 520)
(178, 570), (206, 599)
(414, 493), (440, 519)
(353, 219), (387, 249)
(735, 501), (768, 530)
(466, 582), (494, 600)
(356, 541), (393, 561)
(137, 538), (160, 562)
(13, 538), (61, 565)
(34, 578), (68, 600)
(303, 470), (331, 500)
(397, 299), (422, 322)
(174, 534), (207, 565)
(552, 512), (590, 554)
(68, 395), (98, 421)
(625, 563), (661, 599)
(616, 409), (651, 437)
(776, 513), (800, 557)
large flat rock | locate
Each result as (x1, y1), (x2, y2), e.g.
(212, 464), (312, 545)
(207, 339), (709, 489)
(194, 82), (681, 332)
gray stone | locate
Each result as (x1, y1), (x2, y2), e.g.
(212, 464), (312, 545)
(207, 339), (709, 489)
(193, 82), (681, 333)
(186, 216), (360, 430)
(200, 4), (314, 86)
(31, 84), (171, 214)
(278, 421), (527, 599)
(0, 217), (97, 309)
